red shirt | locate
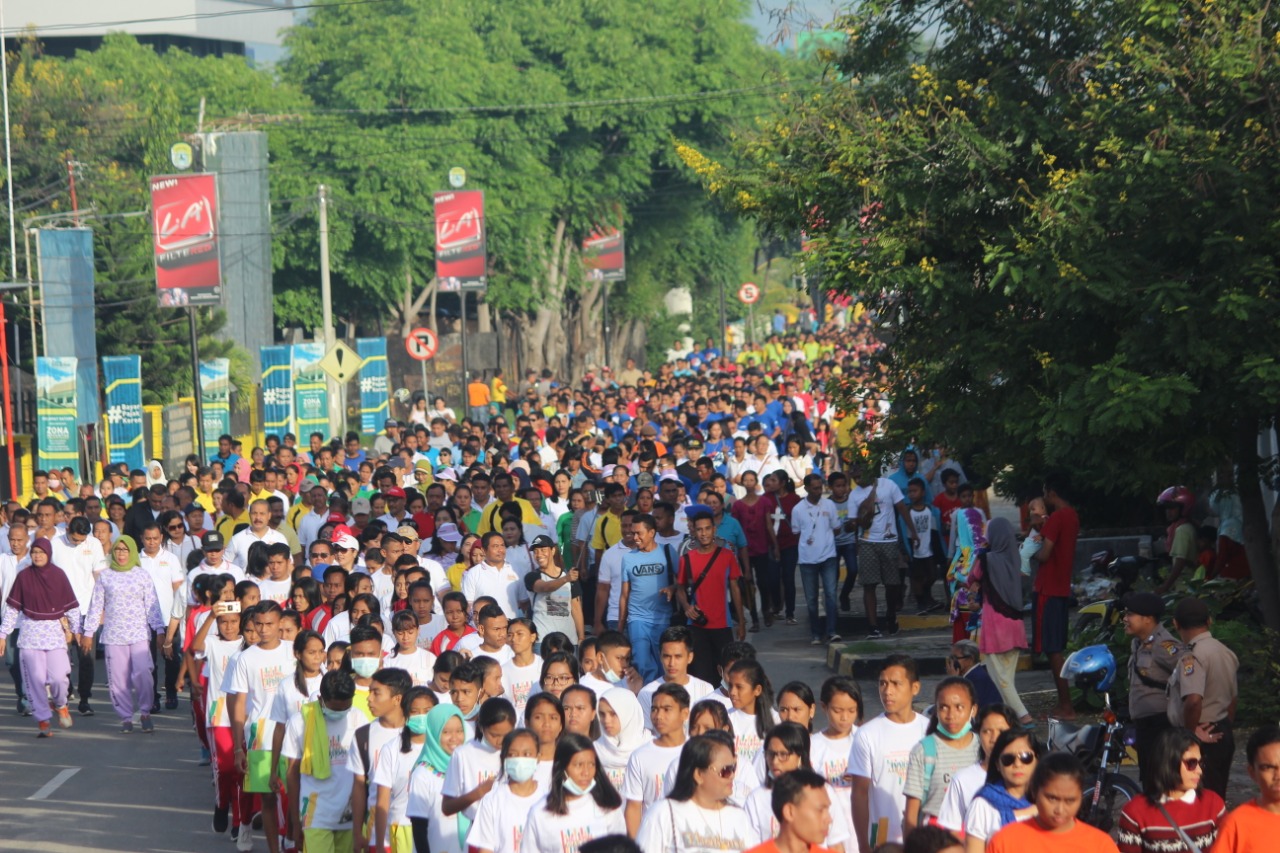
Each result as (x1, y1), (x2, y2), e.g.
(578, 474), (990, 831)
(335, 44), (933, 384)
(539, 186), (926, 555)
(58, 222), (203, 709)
(1035, 504), (1080, 597)
(774, 492), (802, 549)
(430, 625), (477, 656)
(678, 547), (742, 630)
(933, 492), (964, 533)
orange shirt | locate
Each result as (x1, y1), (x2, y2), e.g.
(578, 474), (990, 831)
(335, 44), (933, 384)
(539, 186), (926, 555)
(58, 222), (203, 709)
(467, 381), (491, 407)
(988, 818), (1119, 853)
(745, 842), (835, 853)
(1211, 800), (1280, 853)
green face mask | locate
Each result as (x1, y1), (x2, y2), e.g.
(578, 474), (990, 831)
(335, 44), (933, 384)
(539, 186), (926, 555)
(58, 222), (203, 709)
(406, 714), (430, 735)
(937, 720), (973, 740)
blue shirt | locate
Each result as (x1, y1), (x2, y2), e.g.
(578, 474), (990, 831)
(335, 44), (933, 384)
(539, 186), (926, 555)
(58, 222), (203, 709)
(715, 515), (748, 552)
(622, 545), (674, 624)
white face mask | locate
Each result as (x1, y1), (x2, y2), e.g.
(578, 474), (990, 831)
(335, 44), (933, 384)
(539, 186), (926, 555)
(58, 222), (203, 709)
(563, 777), (596, 797)
(349, 657), (379, 678)
(504, 757), (538, 783)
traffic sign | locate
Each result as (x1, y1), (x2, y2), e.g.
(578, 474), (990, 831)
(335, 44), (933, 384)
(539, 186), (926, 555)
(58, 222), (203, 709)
(738, 282), (761, 304)
(449, 167), (467, 189)
(405, 327), (438, 361)
(318, 341), (361, 383)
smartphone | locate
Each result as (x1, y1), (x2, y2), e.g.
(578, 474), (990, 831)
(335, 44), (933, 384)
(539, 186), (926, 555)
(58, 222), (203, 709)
(217, 601), (241, 615)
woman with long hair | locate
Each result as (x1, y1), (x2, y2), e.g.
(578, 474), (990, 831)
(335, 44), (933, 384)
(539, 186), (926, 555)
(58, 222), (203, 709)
(637, 731), (759, 853)
(764, 472), (801, 625)
(963, 729), (1042, 852)
(730, 470), (778, 626)
(467, 728), (547, 853)
(522, 733), (624, 853)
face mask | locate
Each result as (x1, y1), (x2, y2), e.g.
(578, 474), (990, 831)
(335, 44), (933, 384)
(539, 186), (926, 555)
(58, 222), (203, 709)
(504, 757), (538, 783)
(349, 657), (379, 678)
(406, 714), (430, 735)
(938, 720), (973, 740)
(720, 679), (731, 694)
(48, 479), (62, 490)
(602, 666), (621, 684)
(463, 703), (481, 721)
(563, 777), (596, 797)
(321, 705), (348, 722)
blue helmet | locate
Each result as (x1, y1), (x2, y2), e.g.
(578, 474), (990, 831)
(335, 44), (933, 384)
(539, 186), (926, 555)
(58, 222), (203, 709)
(1060, 644), (1117, 692)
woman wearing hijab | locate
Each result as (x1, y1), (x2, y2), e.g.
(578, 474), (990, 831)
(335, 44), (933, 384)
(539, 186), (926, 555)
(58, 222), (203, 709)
(0, 537), (82, 737)
(972, 518), (1033, 727)
(594, 687), (647, 790)
(408, 703), (468, 853)
(81, 537), (166, 733)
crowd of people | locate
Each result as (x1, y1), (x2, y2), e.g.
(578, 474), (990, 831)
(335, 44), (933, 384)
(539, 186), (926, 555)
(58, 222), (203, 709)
(1, 312), (1275, 853)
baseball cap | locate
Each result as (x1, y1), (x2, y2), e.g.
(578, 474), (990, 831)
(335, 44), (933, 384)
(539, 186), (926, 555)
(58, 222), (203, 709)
(531, 534), (557, 550)
(435, 468), (458, 482)
(636, 472), (655, 490)
(384, 419), (400, 430)
(351, 497), (372, 516)
(1122, 592), (1163, 618)
(641, 425), (658, 437)
(327, 512), (348, 524)
(437, 523), (463, 544)
(202, 531), (225, 550)
(397, 524), (421, 542)
(385, 486), (406, 499)
(687, 438), (704, 450)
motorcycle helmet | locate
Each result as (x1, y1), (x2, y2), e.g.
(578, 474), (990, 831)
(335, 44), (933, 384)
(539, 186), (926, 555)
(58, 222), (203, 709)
(1060, 644), (1117, 692)
(1156, 486), (1194, 516)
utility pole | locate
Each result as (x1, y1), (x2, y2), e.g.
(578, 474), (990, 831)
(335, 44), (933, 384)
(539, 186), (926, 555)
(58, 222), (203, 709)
(459, 290), (468, 415)
(66, 159), (81, 226)
(0, 4), (19, 498)
(719, 279), (727, 358)
(189, 308), (204, 455)
(318, 184), (339, 436)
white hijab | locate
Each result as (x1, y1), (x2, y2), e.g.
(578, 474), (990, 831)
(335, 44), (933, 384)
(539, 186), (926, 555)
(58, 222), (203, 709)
(594, 687), (648, 770)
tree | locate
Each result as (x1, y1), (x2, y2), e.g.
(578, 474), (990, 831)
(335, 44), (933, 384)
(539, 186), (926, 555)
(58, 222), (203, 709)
(278, 0), (786, 374)
(684, 0), (1280, 625)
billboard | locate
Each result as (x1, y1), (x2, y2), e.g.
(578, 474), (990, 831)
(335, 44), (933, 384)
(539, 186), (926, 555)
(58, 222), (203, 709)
(583, 227), (625, 282)
(261, 345), (294, 438)
(36, 356), (79, 467)
(356, 338), (389, 434)
(200, 359), (232, 458)
(103, 355), (145, 472)
(434, 190), (486, 291)
(292, 343), (328, 433)
(151, 173), (223, 306)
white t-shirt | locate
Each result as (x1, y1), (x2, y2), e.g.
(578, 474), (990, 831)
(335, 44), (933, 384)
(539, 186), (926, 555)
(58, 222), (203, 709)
(935, 762), (987, 832)
(811, 728), (858, 845)
(203, 637), (244, 728)
(744, 783), (849, 849)
(408, 766), (462, 853)
(848, 478), (906, 544)
(621, 740), (681, 808)
(579, 674), (615, 699)
(728, 708), (776, 770)
(468, 781), (547, 853)
(229, 527), (287, 569)
(269, 672), (322, 725)
(791, 497), (841, 564)
(279, 706), (362, 830)
(255, 577), (293, 607)
(442, 739), (503, 820)
(461, 563), (524, 619)
(597, 542), (631, 621)
(637, 676), (715, 733)
(502, 657), (544, 717)
(371, 737), (419, 827)
(963, 795), (1030, 841)
(519, 795), (625, 853)
(371, 569), (396, 614)
(637, 799), (760, 853)
(139, 549), (185, 621)
(385, 647), (437, 687)
(351, 720), (404, 811)
(226, 642), (296, 728)
(847, 712), (930, 847)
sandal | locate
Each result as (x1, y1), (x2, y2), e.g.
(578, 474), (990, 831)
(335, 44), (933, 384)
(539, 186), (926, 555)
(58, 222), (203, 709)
(786, 617), (799, 625)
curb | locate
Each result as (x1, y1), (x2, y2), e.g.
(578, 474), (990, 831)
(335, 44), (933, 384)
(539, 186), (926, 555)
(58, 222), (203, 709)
(826, 644), (1044, 680)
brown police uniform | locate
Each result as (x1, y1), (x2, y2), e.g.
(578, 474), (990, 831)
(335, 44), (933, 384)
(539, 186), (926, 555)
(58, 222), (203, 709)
(1166, 630), (1238, 798)
(1129, 625), (1183, 787)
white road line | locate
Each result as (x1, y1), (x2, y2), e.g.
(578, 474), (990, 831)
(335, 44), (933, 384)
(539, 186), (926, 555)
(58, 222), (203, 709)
(28, 768), (80, 801)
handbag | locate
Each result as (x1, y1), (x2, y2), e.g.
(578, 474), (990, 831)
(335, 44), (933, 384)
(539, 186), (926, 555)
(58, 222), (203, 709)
(1155, 801), (1204, 853)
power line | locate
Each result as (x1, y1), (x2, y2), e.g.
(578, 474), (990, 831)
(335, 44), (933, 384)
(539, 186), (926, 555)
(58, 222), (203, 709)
(0, 0), (395, 36)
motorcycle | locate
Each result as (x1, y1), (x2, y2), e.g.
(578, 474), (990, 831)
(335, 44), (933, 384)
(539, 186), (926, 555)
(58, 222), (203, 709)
(1072, 552), (1159, 646)
(1049, 645), (1141, 833)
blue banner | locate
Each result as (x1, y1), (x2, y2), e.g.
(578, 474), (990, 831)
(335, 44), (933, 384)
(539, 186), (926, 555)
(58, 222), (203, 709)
(200, 358), (231, 459)
(103, 355), (145, 472)
(292, 343), (327, 434)
(261, 345), (294, 438)
(36, 356), (79, 467)
(356, 337), (389, 435)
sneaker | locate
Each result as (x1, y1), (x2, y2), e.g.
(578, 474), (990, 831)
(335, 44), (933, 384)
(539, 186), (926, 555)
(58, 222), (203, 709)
(810, 637), (822, 646)
(230, 825), (239, 842)
(140, 715), (154, 733)
(37, 720), (52, 738)
(78, 700), (94, 716)
(56, 706), (73, 729)
(21, 699), (31, 717)
(236, 825), (254, 852)
(121, 720), (133, 734)
(827, 633), (843, 644)
(213, 805), (230, 834)
(785, 617), (799, 625)
(200, 746), (212, 766)
(866, 627), (884, 639)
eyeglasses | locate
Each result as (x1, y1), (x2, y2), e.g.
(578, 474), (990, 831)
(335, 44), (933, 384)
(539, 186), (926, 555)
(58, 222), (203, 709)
(712, 763), (737, 779)
(546, 674), (575, 686)
(1182, 757), (1202, 771)
(766, 750), (795, 763)
(999, 751), (1036, 768)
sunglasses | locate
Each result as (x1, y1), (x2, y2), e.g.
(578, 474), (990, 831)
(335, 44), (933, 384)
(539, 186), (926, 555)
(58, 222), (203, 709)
(1000, 751), (1036, 768)
(713, 763), (737, 779)
(167, 524), (184, 531)
(1183, 758), (1202, 771)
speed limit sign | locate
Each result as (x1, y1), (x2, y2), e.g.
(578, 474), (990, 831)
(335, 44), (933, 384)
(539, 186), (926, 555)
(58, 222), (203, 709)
(738, 282), (760, 304)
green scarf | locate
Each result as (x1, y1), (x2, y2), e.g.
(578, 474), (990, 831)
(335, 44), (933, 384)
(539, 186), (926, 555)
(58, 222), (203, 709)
(417, 704), (470, 845)
(109, 536), (141, 573)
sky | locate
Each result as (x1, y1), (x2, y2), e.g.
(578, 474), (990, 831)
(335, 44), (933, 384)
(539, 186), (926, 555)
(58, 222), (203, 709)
(745, 0), (845, 47)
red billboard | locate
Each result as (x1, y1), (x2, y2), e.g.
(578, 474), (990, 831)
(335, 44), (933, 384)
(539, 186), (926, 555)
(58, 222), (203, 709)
(583, 227), (625, 282)
(434, 190), (487, 291)
(151, 173), (222, 306)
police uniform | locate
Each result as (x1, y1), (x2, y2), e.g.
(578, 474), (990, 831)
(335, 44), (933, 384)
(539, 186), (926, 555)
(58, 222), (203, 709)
(1129, 624), (1183, 787)
(1166, 629), (1238, 798)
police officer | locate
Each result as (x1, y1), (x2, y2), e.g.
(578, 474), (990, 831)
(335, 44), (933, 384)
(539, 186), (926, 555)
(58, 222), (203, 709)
(1123, 591), (1183, 789)
(1166, 596), (1239, 798)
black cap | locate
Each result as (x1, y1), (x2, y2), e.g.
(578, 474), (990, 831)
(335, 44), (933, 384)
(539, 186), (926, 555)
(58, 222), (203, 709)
(530, 534), (557, 549)
(202, 531), (225, 550)
(1122, 591), (1163, 618)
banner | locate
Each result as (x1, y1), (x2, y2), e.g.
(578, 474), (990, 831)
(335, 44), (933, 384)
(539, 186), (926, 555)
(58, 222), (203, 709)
(36, 356), (79, 468)
(103, 355), (145, 472)
(356, 338), (389, 434)
(261, 345), (294, 439)
(292, 343), (328, 434)
(434, 190), (487, 291)
(151, 172), (223, 306)
(583, 227), (625, 281)
(200, 358), (232, 458)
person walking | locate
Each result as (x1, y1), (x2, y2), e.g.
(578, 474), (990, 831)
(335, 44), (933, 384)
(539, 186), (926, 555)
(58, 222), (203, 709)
(80, 537), (166, 733)
(791, 474), (843, 646)
(618, 514), (675, 683)
(971, 518), (1034, 727)
(1035, 473), (1080, 719)
(0, 537), (81, 737)
(1166, 596), (1239, 799)
(675, 513), (746, 685)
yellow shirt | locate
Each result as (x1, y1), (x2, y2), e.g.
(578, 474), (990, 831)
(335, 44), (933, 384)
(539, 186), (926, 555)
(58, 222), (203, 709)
(477, 497), (541, 534)
(195, 490), (216, 515)
(217, 510), (248, 542)
(491, 377), (508, 404)
(286, 500), (310, 533)
(591, 512), (622, 551)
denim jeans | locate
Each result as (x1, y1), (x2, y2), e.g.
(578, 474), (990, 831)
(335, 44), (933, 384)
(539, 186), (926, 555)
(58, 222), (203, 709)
(799, 557), (839, 639)
(836, 540), (858, 602)
(626, 619), (668, 684)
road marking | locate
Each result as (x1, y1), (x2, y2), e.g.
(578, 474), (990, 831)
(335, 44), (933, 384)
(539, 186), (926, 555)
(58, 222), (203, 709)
(28, 768), (80, 800)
